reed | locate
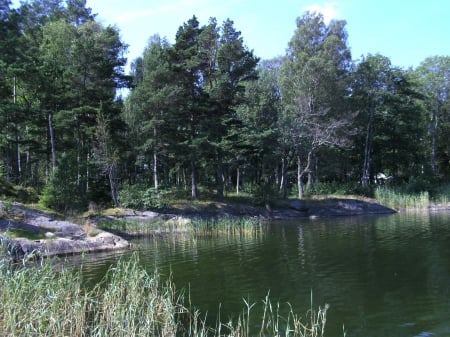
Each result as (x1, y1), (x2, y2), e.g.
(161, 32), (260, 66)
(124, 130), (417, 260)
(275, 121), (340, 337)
(97, 216), (265, 239)
(190, 216), (265, 238)
(0, 257), (88, 336)
(0, 253), (328, 337)
(431, 183), (450, 206)
(374, 187), (430, 210)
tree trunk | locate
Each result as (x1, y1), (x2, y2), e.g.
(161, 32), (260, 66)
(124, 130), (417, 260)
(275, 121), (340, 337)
(86, 152), (90, 192)
(430, 98), (439, 175)
(153, 151), (158, 190)
(13, 77), (21, 182)
(362, 98), (375, 187)
(236, 166), (240, 195)
(108, 163), (119, 206)
(48, 112), (57, 172)
(216, 150), (224, 200)
(306, 155), (315, 191)
(153, 127), (159, 189)
(191, 158), (198, 200)
(280, 155), (288, 198)
(297, 155), (304, 199)
(15, 128), (21, 183)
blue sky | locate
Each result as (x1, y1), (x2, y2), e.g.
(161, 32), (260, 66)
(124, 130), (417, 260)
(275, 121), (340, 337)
(13, 1), (450, 70)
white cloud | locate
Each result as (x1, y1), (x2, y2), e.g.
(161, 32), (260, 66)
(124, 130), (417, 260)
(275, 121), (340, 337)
(303, 2), (340, 24)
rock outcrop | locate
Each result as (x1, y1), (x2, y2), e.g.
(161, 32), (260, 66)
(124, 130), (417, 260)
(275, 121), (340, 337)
(0, 201), (129, 259)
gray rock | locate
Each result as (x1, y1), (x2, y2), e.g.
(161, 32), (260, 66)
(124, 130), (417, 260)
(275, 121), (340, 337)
(289, 199), (309, 212)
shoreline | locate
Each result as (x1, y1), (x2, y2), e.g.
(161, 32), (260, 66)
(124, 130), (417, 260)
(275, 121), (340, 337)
(1, 198), (398, 258)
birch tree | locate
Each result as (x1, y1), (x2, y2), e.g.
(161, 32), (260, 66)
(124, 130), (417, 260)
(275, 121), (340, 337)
(280, 12), (353, 198)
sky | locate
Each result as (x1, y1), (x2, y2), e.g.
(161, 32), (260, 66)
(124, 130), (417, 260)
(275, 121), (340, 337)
(12, 0), (450, 71)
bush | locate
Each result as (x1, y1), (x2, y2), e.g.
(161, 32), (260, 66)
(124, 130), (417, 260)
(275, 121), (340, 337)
(251, 183), (278, 207)
(310, 181), (369, 196)
(118, 184), (169, 210)
(39, 153), (87, 214)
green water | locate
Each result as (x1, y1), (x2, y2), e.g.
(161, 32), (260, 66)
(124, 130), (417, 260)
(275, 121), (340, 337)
(74, 212), (450, 337)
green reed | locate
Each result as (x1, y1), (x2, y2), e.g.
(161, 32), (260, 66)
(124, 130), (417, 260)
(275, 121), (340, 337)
(97, 216), (265, 239)
(189, 216), (265, 238)
(374, 187), (430, 210)
(0, 257), (88, 336)
(0, 253), (328, 337)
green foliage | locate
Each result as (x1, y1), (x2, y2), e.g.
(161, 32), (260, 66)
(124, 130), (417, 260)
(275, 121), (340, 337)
(39, 153), (87, 213)
(0, 200), (13, 217)
(431, 183), (450, 204)
(118, 184), (169, 210)
(374, 179), (450, 209)
(1, 1), (449, 208)
(248, 182), (278, 207)
(3, 228), (47, 240)
(309, 181), (372, 197)
(0, 178), (39, 203)
(0, 178), (17, 199)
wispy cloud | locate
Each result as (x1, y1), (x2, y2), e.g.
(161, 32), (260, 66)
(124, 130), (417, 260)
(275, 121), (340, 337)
(303, 2), (340, 24)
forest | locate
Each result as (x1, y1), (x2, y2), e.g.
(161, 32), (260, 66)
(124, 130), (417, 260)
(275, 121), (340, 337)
(1, 0), (450, 212)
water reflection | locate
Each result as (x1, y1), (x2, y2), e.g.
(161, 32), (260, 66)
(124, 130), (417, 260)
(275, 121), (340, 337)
(67, 212), (450, 337)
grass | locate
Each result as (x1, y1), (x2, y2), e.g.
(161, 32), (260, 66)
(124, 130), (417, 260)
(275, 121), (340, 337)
(96, 217), (192, 237)
(375, 187), (431, 210)
(0, 253), (328, 337)
(189, 217), (265, 237)
(3, 227), (48, 240)
(97, 215), (266, 239)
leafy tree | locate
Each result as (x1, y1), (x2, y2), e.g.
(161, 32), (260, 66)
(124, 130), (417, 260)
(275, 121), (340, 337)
(280, 12), (353, 198)
(352, 55), (425, 186)
(0, 1), (23, 181)
(124, 35), (174, 190)
(168, 16), (213, 200)
(93, 106), (119, 206)
(40, 152), (85, 214)
(415, 56), (450, 177)
(6, 0), (128, 208)
(237, 58), (282, 194)
(206, 18), (258, 199)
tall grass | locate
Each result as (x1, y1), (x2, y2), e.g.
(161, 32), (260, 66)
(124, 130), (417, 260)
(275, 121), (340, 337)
(374, 187), (430, 210)
(431, 183), (450, 205)
(97, 216), (265, 239)
(190, 217), (265, 238)
(0, 253), (328, 337)
(0, 258), (88, 336)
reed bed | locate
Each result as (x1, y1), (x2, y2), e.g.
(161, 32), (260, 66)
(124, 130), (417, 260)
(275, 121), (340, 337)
(189, 217), (265, 238)
(0, 253), (328, 337)
(374, 187), (430, 210)
(97, 216), (265, 239)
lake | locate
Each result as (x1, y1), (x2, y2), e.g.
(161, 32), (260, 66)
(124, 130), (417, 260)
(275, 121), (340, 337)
(72, 212), (450, 337)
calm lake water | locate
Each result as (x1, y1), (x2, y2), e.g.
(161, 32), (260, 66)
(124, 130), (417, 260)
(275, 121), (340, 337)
(71, 212), (450, 337)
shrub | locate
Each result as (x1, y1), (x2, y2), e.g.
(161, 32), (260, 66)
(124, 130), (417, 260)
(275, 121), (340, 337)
(118, 184), (169, 210)
(39, 153), (87, 214)
(310, 181), (372, 197)
(250, 183), (278, 207)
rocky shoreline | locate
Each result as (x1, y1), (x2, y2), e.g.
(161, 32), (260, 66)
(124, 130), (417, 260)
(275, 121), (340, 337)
(0, 198), (397, 259)
(0, 201), (129, 259)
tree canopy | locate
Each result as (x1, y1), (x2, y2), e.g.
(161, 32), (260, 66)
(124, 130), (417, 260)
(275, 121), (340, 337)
(1, 3), (449, 210)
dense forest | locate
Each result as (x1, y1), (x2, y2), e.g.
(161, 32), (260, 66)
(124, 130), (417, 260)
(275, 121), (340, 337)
(1, 0), (449, 212)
